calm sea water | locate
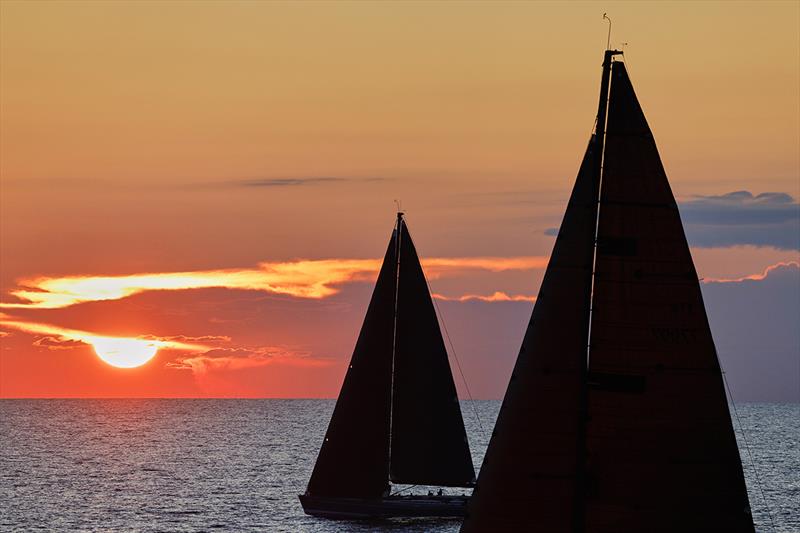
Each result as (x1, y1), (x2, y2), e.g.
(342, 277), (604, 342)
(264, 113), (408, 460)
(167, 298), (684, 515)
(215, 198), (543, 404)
(0, 400), (797, 532)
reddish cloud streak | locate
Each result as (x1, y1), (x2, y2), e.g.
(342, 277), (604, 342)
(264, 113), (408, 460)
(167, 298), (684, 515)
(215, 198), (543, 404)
(433, 291), (536, 303)
(702, 261), (799, 283)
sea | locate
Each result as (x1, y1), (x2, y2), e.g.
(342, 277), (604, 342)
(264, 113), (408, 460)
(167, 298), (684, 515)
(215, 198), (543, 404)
(0, 400), (797, 532)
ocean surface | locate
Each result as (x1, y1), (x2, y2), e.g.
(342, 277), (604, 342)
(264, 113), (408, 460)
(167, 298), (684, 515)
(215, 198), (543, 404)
(0, 400), (797, 532)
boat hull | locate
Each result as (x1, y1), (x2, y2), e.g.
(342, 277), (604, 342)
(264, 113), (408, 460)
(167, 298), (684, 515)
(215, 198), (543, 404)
(299, 493), (469, 519)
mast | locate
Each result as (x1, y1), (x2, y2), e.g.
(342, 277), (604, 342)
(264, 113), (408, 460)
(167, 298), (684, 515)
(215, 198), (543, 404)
(387, 211), (403, 483)
(576, 47), (622, 531)
(592, 50), (623, 177)
(462, 53), (618, 531)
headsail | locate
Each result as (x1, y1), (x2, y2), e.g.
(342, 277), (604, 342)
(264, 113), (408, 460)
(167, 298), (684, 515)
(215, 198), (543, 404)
(585, 60), (754, 532)
(390, 218), (476, 487)
(306, 232), (397, 499)
(461, 140), (599, 532)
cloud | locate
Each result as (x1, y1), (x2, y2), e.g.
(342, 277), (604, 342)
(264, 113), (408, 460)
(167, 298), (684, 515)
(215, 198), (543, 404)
(0, 316), (211, 356)
(1, 256), (547, 310)
(167, 346), (330, 375)
(231, 176), (387, 188)
(0, 316), (330, 375)
(702, 261), (800, 284)
(236, 177), (347, 187)
(32, 336), (85, 350)
(679, 190), (799, 250)
(155, 334), (232, 343)
(543, 191), (799, 249)
(433, 291), (536, 303)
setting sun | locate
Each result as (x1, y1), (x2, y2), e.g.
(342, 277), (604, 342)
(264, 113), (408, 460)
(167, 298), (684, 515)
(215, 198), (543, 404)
(89, 338), (159, 368)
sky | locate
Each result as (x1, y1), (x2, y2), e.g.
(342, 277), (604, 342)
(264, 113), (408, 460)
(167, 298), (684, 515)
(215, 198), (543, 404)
(1, 1), (798, 401)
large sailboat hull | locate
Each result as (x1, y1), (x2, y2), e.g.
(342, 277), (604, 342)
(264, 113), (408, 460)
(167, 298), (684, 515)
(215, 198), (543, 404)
(299, 493), (469, 519)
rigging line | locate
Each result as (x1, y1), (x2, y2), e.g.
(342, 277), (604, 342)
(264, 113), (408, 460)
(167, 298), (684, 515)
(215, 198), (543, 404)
(431, 288), (486, 440)
(391, 484), (419, 496)
(721, 366), (777, 533)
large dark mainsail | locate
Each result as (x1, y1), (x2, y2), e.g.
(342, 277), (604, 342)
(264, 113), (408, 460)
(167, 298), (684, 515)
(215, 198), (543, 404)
(585, 61), (753, 532)
(304, 214), (475, 509)
(391, 221), (475, 487)
(462, 53), (754, 532)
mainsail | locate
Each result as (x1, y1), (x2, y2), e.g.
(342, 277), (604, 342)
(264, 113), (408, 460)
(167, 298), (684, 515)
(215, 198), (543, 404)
(462, 54), (754, 532)
(585, 61), (753, 532)
(306, 235), (397, 499)
(306, 215), (475, 500)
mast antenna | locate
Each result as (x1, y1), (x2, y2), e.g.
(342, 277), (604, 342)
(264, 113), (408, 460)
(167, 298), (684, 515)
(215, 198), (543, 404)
(603, 13), (612, 50)
(394, 199), (402, 215)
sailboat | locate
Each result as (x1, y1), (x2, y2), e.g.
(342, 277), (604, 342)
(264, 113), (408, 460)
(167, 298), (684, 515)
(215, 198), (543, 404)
(462, 50), (755, 532)
(300, 212), (476, 519)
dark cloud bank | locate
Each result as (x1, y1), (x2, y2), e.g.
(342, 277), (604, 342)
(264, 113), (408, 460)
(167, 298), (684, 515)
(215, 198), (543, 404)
(235, 176), (386, 188)
(437, 262), (799, 403)
(545, 190), (800, 250)
(679, 191), (800, 250)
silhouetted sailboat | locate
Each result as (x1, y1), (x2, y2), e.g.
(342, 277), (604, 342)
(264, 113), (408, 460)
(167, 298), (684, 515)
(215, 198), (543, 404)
(300, 213), (476, 519)
(462, 50), (755, 532)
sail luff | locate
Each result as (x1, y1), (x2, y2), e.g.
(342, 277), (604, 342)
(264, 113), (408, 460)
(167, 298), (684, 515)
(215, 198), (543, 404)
(387, 213), (403, 476)
(461, 138), (600, 531)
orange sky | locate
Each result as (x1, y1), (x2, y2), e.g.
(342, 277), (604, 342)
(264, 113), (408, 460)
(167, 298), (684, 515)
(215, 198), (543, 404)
(1, 1), (798, 399)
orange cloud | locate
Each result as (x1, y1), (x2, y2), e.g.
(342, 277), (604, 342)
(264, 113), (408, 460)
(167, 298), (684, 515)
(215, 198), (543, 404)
(702, 260), (799, 283)
(423, 257), (548, 277)
(0, 316), (210, 356)
(432, 291), (536, 303)
(1, 256), (546, 310)
(32, 336), (85, 350)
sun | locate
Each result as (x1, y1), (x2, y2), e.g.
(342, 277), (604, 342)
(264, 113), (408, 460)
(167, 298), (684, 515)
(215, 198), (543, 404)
(90, 337), (159, 368)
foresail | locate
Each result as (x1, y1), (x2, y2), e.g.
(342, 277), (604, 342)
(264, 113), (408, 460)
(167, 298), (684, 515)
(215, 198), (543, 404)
(462, 140), (599, 532)
(585, 61), (754, 532)
(306, 233), (397, 499)
(389, 221), (476, 487)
